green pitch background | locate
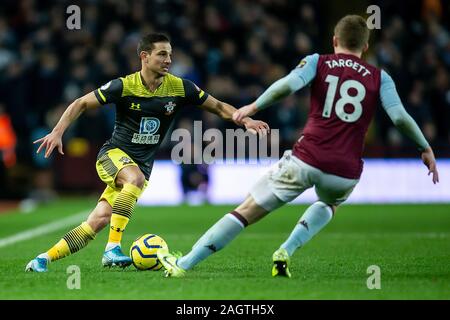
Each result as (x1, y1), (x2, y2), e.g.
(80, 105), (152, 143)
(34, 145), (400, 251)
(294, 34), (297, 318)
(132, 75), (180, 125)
(0, 198), (449, 299)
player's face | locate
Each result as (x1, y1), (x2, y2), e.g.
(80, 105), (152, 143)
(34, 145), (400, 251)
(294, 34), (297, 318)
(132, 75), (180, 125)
(145, 42), (172, 76)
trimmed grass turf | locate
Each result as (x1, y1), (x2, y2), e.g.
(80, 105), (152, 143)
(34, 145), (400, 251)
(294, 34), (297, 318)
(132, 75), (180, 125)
(0, 198), (449, 299)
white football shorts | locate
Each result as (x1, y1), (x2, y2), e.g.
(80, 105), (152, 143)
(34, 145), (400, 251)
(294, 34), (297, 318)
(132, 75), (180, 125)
(250, 150), (359, 211)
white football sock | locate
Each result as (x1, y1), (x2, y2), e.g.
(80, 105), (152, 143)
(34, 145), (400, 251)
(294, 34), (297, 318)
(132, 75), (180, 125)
(105, 242), (120, 251)
(281, 201), (333, 256)
(177, 213), (245, 270)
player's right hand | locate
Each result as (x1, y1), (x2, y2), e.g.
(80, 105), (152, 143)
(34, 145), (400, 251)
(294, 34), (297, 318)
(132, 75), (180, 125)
(33, 131), (64, 158)
(421, 147), (439, 184)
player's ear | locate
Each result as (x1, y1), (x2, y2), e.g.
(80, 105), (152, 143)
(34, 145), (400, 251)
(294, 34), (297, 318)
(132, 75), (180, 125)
(362, 43), (369, 53)
(333, 36), (338, 48)
(140, 51), (149, 64)
(139, 51), (145, 63)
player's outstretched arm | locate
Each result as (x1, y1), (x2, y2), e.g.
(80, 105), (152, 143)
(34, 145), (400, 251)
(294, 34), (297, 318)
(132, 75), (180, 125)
(234, 54), (319, 124)
(199, 95), (270, 136)
(233, 73), (304, 124)
(34, 91), (101, 158)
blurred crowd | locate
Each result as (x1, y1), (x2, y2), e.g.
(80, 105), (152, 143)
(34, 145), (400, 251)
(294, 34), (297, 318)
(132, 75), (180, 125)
(0, 0), (449, 199)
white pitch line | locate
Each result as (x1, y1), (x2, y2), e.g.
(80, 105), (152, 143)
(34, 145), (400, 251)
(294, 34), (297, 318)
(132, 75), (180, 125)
(0, 211), (89, 249)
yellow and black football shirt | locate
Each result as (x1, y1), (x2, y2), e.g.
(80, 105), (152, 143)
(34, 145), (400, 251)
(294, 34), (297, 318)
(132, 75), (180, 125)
(94, 71), (209, 179)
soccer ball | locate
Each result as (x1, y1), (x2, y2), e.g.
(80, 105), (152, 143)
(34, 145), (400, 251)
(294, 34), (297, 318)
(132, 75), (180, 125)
(129, 234), (168, 271)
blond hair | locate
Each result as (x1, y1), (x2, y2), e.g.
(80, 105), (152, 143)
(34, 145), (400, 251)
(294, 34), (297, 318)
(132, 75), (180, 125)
(334, 15), (370, 51)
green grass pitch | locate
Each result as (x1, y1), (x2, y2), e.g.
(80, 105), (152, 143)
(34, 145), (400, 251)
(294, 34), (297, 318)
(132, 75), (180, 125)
(0, 198), (449, 299)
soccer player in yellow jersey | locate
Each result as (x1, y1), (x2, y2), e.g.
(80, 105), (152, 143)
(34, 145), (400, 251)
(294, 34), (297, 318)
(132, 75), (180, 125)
(25, 34), (269, 272)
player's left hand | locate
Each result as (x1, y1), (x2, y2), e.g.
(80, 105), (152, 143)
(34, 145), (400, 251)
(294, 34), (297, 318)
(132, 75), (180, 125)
(242, 119), (270, 137)
(233, 103), (258, 124)
(421, 147), (439, 184)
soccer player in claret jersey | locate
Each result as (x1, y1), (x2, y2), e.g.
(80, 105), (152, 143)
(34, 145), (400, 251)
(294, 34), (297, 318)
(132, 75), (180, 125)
(157, 15), (440, 278)
(25, 34), (269, 272)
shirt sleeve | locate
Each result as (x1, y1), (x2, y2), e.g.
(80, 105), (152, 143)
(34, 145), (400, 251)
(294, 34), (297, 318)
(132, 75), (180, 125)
(379, 70), (403, 111)
(289, 53), (319, 87)
(380, 70), (429, 151)
(183, 79), (209, 106)
(94, 78), (123, 105)
(255, 53), (319, 110)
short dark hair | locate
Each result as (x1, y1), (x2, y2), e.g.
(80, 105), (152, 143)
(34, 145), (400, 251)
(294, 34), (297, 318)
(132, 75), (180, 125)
(137, 33), (170, 56)
(334, 15), (370, 51)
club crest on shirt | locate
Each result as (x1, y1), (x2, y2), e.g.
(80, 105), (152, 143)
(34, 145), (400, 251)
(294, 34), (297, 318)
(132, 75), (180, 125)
(297, 60), (307, 68)
(119, 156), (132, 164)
(164, 101), (176, 115)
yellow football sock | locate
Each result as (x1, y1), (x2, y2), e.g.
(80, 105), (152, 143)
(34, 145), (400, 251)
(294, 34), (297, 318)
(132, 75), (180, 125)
(47, 221), (96, 261)
(108, 183), (142, 245)
(108, 215), (129, 243)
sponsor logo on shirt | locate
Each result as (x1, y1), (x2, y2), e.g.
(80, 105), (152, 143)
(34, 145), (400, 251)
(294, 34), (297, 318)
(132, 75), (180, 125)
(132, 117), (160, 144)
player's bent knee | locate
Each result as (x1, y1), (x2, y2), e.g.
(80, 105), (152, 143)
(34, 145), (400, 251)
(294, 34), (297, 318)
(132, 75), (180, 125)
(128, 175), (145, 190)
(124, 173), (145, 189)
(117, 167), (146, 189)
